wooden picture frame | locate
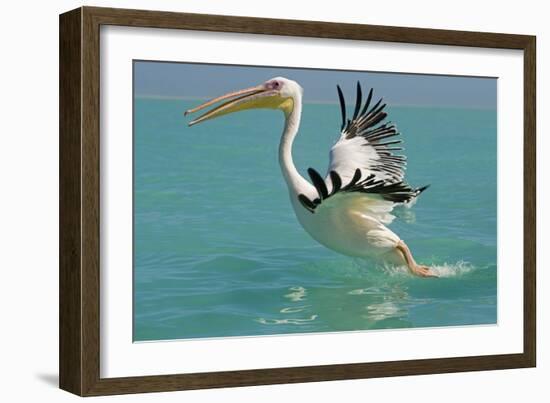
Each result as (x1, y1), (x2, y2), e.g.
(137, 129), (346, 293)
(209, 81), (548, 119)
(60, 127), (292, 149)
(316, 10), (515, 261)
(59, 6), (536, 396)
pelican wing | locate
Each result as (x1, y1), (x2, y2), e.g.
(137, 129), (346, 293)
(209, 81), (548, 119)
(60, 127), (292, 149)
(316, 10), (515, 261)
(331, 82), (407, 184)
(298, 82), (428, 216)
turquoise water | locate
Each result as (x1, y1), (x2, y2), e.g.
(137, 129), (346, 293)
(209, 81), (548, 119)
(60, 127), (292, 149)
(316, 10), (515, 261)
(133, 98), (497, 341)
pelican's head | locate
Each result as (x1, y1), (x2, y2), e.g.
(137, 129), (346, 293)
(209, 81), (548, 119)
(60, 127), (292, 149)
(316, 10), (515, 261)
(185, 77), (302, 126)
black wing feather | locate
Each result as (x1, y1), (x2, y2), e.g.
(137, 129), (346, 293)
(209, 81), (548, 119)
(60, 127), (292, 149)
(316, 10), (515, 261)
(307, 168), (329, 200)
(299, 168), (429, 214)
(298, 194), (317, 213)
(337, 85), (346, 132)
(360, 88), (374, 117)
(352, 81), (362, 121)
(329, 170), (342, 193)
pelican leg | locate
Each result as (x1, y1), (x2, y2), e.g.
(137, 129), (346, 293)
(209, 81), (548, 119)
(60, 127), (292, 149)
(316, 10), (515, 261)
(395, 240), (438, 278)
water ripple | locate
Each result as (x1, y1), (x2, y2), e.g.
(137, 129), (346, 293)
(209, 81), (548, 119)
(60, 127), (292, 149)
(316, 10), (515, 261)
(365, 302), (407, 321)
(280, 306), (310, 314)
(256, 315), (318, 325)
(284, 286), (307, 302)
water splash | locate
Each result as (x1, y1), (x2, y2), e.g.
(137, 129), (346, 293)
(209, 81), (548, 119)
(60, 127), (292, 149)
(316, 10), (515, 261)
(429, 261), (475, 277)
(380, 260), (475, 278)
(393, 204), (417, 223)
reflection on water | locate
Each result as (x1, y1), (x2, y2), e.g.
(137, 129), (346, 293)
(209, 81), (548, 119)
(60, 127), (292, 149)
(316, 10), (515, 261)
(284, 286), (307, 302)
(258, 286), (316, 326)
(253, 259), (485, 332)
(365, 302), (407, 322)
(280, 306), (310, 314)
(257, 282), (412, 328)
(256, 315), (318, 325)
(356, 284), (411, 323)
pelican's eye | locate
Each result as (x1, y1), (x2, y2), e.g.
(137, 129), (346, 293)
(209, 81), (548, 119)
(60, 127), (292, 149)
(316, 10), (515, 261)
(269, 80), (281, 90)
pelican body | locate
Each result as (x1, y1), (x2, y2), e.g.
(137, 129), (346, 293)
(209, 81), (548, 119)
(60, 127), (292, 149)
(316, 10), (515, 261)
(185, 77), (436, 277)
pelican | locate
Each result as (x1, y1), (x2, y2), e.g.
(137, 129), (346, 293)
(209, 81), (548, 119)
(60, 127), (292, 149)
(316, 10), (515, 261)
(185, 77), (437, 277)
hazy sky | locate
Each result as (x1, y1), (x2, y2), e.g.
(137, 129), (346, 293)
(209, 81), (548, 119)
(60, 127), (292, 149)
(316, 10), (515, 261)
(134, 60), (497, 109)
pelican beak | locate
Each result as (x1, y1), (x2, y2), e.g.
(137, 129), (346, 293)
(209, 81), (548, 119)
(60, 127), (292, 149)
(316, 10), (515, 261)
(185, 84), (292, 126)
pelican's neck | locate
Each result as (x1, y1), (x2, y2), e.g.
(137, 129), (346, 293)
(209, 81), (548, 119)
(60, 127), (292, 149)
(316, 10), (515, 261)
(278, 96), (309, 194)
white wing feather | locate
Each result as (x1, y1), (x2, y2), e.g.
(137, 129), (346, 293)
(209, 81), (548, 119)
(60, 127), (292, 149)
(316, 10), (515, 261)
(327, 83), (406, 189)
(296, 83), (428, 216)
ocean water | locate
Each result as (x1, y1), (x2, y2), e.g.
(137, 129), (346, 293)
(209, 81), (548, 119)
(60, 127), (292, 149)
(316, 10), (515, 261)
(133, 98), (497, 341)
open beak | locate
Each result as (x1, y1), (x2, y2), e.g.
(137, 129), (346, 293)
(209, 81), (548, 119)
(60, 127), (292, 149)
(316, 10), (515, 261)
(184, 85), (286, 126)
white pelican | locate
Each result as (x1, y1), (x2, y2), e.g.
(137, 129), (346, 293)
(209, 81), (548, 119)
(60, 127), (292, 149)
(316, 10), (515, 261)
(185, 77), (437, 277)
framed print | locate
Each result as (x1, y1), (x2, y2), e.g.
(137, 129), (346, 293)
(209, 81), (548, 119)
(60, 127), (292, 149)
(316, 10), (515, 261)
(59, 6), (536, 396)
